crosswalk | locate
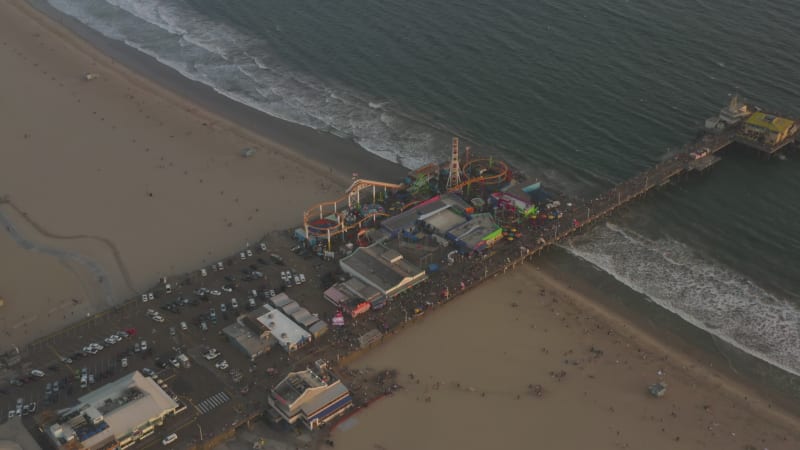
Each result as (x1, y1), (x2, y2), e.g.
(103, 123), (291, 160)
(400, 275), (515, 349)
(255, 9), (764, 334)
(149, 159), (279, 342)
(196, 391), (230, 414)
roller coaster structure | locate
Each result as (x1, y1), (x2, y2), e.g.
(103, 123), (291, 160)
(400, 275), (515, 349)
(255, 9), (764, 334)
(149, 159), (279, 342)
(303, 179), (404, 243)
(302, 151), (512, 247)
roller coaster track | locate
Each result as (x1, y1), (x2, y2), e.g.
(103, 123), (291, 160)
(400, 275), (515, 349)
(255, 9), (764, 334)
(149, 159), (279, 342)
(303, 179), (403, 239)
(447, 158), (511, 192)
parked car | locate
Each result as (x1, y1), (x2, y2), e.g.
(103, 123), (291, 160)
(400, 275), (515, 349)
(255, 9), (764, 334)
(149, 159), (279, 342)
(215, 360), (229, 370)
(169, 327), (176, 336)
(200, 321), (208, 331)
(230, 298), (238, 309)
(148, 292), (155, 301)
(239, 252), (246, 260)
(220, 303), (227, 313)
(200, 268), (208, 277)
(142, 294), (149, 303)
(162, 433), (178, 446)
(246, 249), (253, 258)
(140, 340), (148, 351)
(121, 357), (128, 368)
(259, 242), (267, 251)
(180, 321), (188, 331)
(30, 369), (45, 377)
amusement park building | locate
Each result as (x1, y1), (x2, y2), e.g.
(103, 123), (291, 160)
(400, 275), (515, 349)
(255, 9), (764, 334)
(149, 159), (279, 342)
(445, 213), (503, 253)
(381, 193), (469, 237)
(339, 243), (427, 298)
(267, 362), (353, 431)
(324, 277), (382, 318)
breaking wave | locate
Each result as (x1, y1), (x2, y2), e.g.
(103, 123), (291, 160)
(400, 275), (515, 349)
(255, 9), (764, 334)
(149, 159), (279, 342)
(565, 222), (800, 376)
(46, 0), (445, 169)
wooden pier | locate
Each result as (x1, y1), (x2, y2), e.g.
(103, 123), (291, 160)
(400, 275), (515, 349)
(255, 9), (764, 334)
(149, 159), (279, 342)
(515, 118), (798, 258)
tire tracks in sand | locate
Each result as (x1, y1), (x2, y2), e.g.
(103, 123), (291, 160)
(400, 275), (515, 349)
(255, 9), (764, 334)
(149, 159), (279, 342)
(0, 197), (136, 302)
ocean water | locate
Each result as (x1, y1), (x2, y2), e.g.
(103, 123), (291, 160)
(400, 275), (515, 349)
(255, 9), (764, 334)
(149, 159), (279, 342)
(47, 0), (800, 376)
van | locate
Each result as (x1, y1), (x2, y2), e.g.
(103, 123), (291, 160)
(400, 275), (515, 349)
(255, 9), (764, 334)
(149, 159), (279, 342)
(162, 433), (178, 446)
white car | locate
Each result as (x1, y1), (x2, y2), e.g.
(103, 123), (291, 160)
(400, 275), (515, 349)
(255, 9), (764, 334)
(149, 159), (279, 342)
(215, 360), (229, 370)
(165, 283), (172, 294)
(201, 268), (208, 277)
(169, 358), (180, 368)
(220, 303), (227, 313)
(230, 298), (238, 309)
(222, 286), (233, 293)
(152, 315), (165, 323)
(299, 273), (306, 283)
(203, 349), (220, 361)
(259, 242), (267, 251)
(246, 249), (253, 257)
(180, 321), (188, 331)
(217, 261), (224, 270)
(89, 342), (104, 351)
(142, 294), (149, 303)
(209, 290), (222, 296)
(240, 252), (246, 260)
(294, 275), (301, 285)
(121, 357), (128, 368)
(83, 346), (97, 354)
(140, 340), (148, 351)
(30, 369), (45, 377)
(148, 292), (155, 301)
(162, 433), (178, 446)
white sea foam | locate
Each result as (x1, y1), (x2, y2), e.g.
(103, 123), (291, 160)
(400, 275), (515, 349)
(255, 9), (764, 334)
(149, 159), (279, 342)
(564, 222), (800, 376)
(46, 0), (442, 170)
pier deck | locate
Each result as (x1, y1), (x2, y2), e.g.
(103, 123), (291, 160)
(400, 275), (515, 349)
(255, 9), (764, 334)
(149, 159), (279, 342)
(517, 125), (796, 256)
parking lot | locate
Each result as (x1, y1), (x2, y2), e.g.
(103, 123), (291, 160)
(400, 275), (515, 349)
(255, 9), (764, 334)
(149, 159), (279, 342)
(0, 230), (343, 446)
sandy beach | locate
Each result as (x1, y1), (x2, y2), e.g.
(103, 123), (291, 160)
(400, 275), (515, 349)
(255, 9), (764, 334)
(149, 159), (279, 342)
(332, 265), (800, 450)
(0, 0), (406, 351)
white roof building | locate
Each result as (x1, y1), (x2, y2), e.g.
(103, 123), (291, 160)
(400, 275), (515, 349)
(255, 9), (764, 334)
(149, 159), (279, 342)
(256, 305), (312, 352)
(46, 371), (178, 450)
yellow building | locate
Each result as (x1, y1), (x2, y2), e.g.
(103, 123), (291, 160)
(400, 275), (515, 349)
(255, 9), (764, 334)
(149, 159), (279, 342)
(741, 112), (797, 145)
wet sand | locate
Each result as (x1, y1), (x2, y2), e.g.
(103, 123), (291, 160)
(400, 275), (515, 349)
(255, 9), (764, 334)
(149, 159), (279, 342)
(0, 0), (402, 351)
(332, 265), (800, 450)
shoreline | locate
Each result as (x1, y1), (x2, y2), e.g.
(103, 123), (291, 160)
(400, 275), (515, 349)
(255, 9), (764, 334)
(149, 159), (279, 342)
(25, 0), (409, 184)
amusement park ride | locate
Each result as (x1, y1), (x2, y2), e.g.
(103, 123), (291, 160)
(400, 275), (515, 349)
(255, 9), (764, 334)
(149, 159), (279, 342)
(302, 138), (512, 248)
